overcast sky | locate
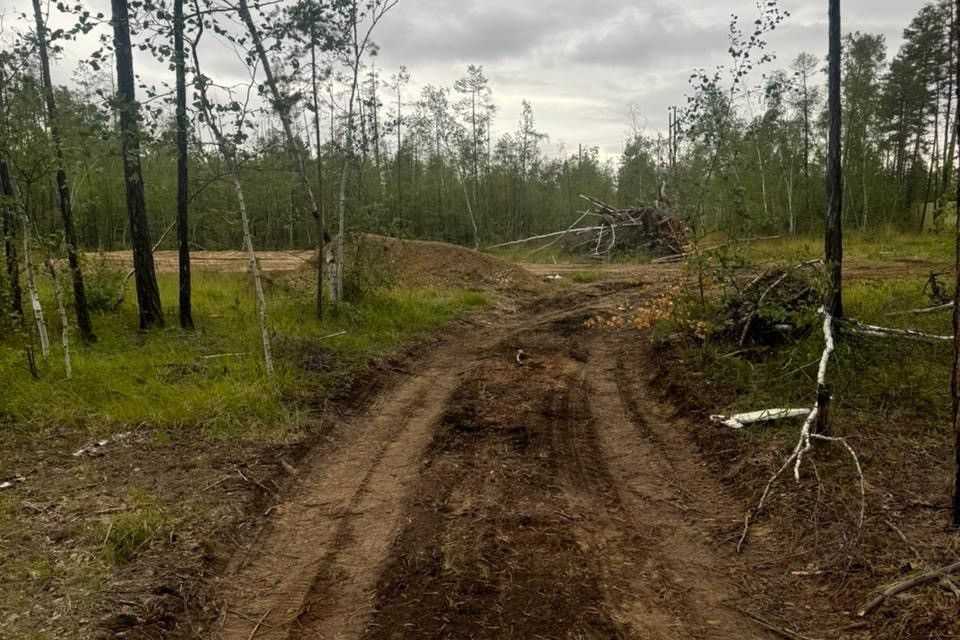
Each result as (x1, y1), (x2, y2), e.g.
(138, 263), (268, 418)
(0, 0), (924, 160)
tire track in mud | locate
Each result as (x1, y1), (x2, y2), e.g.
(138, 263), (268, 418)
(219, 348), (473, 640)
(583, 340), (770, 639)
(219, 280), (774, 640)
(356, 339), (625, 640)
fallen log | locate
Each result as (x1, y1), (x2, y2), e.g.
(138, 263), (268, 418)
(858, 561), (960, 616)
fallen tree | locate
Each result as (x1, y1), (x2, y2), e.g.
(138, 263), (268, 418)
(488, 194), (688, 259)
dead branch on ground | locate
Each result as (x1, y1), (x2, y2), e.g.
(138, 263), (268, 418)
(858, 561), (960, 616)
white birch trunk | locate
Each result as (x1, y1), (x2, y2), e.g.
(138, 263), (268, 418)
(231, 173), (275, 377)
(44, 259), (71, 379)
(20, 215), (49, 358)
(336, 62), (361, 303)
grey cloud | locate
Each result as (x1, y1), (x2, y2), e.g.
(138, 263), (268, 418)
(567, 3), (727, 67)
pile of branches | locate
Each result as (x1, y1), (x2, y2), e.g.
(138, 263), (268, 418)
(489, 195), (689, 259)
(719, 263), (821, 347)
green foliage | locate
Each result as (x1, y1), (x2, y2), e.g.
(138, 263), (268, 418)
(95, 490), (167, 565)
(570, 271), (600, 284)
(81, 253), (127, 313)
(0, 271), (488, 440)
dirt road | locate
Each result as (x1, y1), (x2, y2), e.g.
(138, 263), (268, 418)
(215, 276), (781, 640)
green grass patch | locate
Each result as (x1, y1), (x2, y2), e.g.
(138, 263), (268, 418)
(94, 490), (168, 565)
(571, 271), (601, 284)
(738, 229), (953, 265)
(0, 269), (489, 441)
(663, 273), (952, 435)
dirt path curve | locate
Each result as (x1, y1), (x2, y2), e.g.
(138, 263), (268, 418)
(217, 277), (776, 640)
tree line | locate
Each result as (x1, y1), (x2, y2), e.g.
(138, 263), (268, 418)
(0, 0), (954, 342)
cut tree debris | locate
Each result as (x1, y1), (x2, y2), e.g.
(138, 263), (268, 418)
(720, 307), (866, 552)
(488, 194), (688, 259)
(0, 476), (26, 491)
(73, 432), (133, 458)
(858, 561), (960, 616)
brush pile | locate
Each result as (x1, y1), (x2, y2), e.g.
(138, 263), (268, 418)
(488, 195), (689, 259)
(719, 266), (820, 347)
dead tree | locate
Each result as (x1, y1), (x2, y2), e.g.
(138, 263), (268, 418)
(825, 0), (843, 320)
(31, 0), (96, 341)
(191, 2), (274, 376)
(111, 0), (165, 330)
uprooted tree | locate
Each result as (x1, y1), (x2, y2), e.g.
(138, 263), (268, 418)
(488, 193), (688, 259)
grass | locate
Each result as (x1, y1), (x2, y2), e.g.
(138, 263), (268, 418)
(570, 271), (601, 284)
(689, 277), (952, 427)
(735, 228), (954, 265)
(0, 267), (489, 441)
(95, 490), (168, 565)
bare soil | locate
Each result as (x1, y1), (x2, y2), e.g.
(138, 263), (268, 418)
(99, 236), (533, 290)
(7, 246), (959, 640)
(212, 272), (803, 640)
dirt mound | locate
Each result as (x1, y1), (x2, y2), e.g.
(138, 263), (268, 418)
(352, 235), (534, 290)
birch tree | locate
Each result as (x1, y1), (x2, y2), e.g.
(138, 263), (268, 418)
(237, 0), (342, 310)
(190, 1), (274, 376)
(30, 0), (97, 341)
(334, 0), (399, 300)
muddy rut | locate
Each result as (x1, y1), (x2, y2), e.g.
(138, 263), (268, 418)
(217, 283), (773, 640)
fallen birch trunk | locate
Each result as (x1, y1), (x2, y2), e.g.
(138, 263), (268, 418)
(717, 309), (865, 551)
(711, 409), (811, 430)
(844, 318), (952, 342)
(885, 302), (954, 316)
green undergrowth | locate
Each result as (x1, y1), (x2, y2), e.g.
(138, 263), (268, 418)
(0, 269), (489, 442)
(737, 229), (953, 265)
(659, 272), (952, 440)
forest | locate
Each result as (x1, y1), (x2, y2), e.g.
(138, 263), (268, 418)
(2, 0), (960, 638)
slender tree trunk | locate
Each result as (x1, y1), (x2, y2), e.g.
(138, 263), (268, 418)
(371, 63), (381, 180)
(337, 53), (361, 301)
(861, 148), (869, 231)
(951, 0), (960, 529)
(754, 135), (770, 220)
(190, 9), (274, 376)
(112, 0), (164, 329)
(825, 0), (844, 319)
(0, 161), (23, 318)
(237, 0), (335, 305)
(231, 173), (275, 377)
(310, 42), (327, 320)
(31, 0), (96, 342)
(396, 83), (403, 221)
(945, 20), (955, 196)
(44, 259), (71, 379)
(174, 0), (193, 329)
